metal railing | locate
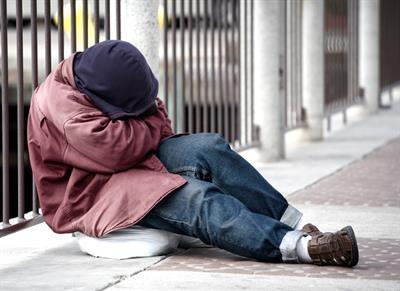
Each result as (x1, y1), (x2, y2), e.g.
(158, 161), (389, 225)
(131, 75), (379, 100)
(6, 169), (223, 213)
(0, 0), (121, 237)
(379, 0), (400, 107)
(323, 0), (361, 128)
(0, 0), (256, 236)
(161, 0), (256, 148)
(283, 0), (306, 131)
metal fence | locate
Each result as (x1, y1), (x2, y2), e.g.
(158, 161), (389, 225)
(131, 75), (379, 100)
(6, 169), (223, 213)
(161, 0), (255, 148)
(323, 0), (361, 126)
(380, 0), (400, 106)
(0, 0), (121, 236)
(283, 0), (305, 131)
(0, 0), (255, 236)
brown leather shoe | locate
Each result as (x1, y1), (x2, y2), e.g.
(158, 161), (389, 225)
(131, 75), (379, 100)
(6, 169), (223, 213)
(308, 226), (359, 267)
(302, 223), (322, 236)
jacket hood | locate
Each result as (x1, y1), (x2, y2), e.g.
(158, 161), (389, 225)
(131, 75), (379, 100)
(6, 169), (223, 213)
(73, 40), (159, 120)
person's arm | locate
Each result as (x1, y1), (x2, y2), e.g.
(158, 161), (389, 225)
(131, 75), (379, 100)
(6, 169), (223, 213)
(63, 109), (166, 173)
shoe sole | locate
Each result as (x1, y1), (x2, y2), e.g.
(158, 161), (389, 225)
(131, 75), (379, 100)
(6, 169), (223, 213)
(341, 226), (359, 267)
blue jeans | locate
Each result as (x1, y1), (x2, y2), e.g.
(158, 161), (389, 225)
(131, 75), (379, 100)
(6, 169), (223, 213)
(139, 133), (305, 262)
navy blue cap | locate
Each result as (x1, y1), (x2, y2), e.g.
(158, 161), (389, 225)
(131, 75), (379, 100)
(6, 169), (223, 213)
(73, 40), (159, 120)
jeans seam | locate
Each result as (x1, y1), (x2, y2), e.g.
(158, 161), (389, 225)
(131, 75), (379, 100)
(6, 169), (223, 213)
(170, 166), (211, 181)
(168, 166), (198, 174)
(154, 210), (194, 228)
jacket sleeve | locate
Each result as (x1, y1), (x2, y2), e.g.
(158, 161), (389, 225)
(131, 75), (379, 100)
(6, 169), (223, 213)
(63, 109), (166, 173)
(156, 98), (175, 138)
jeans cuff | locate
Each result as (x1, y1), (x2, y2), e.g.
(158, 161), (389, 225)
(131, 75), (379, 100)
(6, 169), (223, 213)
(279, 230), (307, 263)
(280, 204), (303, 229)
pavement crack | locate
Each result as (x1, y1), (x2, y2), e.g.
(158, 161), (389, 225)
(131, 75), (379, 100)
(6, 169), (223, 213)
(96, 249), (187, 291)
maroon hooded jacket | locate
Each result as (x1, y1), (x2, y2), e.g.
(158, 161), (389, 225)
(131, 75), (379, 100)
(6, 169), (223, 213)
(27, 54), (186, 237)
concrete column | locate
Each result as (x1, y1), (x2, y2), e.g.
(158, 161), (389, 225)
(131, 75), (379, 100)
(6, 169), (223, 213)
(253, 0), (285, 161)
(121, 0), (159, 78)
(302, 0), (325, 141)
(359, 0), (380, 113)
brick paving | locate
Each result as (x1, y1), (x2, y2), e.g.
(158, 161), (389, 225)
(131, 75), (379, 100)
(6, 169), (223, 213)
(289, 138), (400, 207)
(151, 238), (400, 280)
(145, 137), (400, 282)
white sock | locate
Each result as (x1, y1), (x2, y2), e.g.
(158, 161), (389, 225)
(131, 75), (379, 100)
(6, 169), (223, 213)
(296, 235), (313, 263)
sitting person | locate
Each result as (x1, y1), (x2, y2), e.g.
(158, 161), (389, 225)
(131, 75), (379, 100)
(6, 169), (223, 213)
(27, 40), (358, 267)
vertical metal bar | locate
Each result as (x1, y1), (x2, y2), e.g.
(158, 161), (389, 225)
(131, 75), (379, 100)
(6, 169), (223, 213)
(323, 0), (327, 112)
(224, 0), (229, 140)
(237, 0), (241, 146)
(354, 0), (358, 99)
(244, 0), (248, 144)
(283, 0), (291, 129)
(250, 0), (254, 141)
(299, 0), (304, 125)
(71, 0), (76, 52)
(355, 0), (359, 100)
(333, 0), (337, 110)
(196, 0), (201, 132)
(31, 0), (39, 216)
(105, 0), (110, 40)
(345, 0), (349, 106)
(230, 0), (236, 142)
(348, 0), (353, 103)
(58, 0), (64, 62)
(172, 0), (178, 132)
(16, 0), (25, 221)
(290, 0), (293, 126)
(340, 0), (344, 108)
(218, 0), (223, 134)
(221, 0), (230, 139)
(180, 0), (185, 132)
(293, 1), (298, 126)
(286, 1), (290, 128)
(31, 0), (38, 88)
(83, 0), (88, 48)
(163, 0), (169, 112)
(342, 0), (345, 108)
(348, 0), (352, 103)
(290, 2), (295, 127)
(94, 0), (100, 43)
(324, 0), (327, 112)
(116, 0), (121, 40)
(1, 0), (10, 225)
(298, 3), (304, 123)
(203, 0), (209, 132)
(45, 0), (52, 75)
(333, 0), (338, 108)
(295, 2), (302, 127)
(354, 0), (358, 100)
(339, 0), (343, 108)
(345, 0), (349, 107)
(188, 0), (194, 133)
(326, 0), (331, 111)
(210, 1), (216, 133)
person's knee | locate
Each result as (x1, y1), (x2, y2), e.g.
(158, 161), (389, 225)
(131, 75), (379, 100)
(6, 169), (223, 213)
(197, 192), (243, 243)
(194, 133), (229, 153)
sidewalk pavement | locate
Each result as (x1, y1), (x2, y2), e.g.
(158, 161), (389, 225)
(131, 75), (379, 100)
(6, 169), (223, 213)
(1, 101), (399, 291)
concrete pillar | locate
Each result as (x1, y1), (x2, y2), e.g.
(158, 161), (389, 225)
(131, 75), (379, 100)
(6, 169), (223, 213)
(121, 0), (159, 78)
(302, 0), (325, 141)
(253, 0), (285, 161)
(359, 0), (380, 113)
